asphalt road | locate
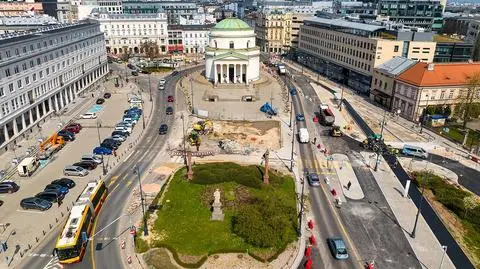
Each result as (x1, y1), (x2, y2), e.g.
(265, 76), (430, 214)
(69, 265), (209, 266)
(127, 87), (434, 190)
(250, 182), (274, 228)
(16, 65), (202, 269)
(289, 77), (357, 268)
(288, 68), (421, 268)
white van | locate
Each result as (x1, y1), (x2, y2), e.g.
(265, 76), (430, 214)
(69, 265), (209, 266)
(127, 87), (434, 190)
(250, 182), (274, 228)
(17, 157), (40, 177)
(402, 145), (428, 159)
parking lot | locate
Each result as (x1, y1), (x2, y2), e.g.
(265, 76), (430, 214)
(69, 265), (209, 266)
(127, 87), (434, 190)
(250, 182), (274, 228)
(0, 80), (153, 267)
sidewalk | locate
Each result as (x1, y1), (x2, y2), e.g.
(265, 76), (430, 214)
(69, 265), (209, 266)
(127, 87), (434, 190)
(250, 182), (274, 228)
(360, 152), (456, 269)
(283, 60), (480, 171)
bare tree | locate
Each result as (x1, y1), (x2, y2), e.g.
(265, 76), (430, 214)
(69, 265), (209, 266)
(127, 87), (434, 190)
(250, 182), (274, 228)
(121, 46), (132, 61)
(140, 41), (159, 60)
(454, 72), (480, 129)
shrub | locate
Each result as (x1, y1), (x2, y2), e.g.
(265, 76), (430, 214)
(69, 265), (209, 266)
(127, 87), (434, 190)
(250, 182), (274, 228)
(135, 237), (149, 253)
(192, 162), (263, 188)
(232, 195), (297, 248)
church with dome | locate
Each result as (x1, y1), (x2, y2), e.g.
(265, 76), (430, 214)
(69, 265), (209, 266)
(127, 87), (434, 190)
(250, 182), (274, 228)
(205, 18), (260, 85)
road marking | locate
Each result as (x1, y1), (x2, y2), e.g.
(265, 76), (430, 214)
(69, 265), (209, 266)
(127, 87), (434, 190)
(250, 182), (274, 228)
(108, 175), (119, 187)
(126, 180), (133, 187)
(124, 152), (134, 162)
(16, 209), (45, 214)
(109, 184), (120, 195)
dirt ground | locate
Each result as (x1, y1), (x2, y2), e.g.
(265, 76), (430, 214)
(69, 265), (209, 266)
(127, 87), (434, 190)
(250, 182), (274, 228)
(208, 120), (281, 150)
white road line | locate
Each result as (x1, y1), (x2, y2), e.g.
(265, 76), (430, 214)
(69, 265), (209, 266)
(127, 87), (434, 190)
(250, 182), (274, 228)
(124, 152), (134, 162)
(16, 210), (45, 214)
(40, 254), (47, 257)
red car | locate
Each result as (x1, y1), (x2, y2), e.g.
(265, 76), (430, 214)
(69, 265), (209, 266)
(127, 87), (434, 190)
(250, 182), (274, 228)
(167, 95), (174, 102)
(63, 123), (82, 133)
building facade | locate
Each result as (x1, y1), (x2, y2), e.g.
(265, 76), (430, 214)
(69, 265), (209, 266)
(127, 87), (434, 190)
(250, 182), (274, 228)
(255, 11), (292, 54)
(378, 0), (444, 31)
(122, 1), (198, 25)
(95, 13), (168, 55)
(205, 18), (260, 84)
(370, 57), (417, 109)
(394, 62), (480, 121)
(182, 24), (214, 55)
(0, 2), (44, 16)
(0, 21), (108, 151)
(434, 42), (474, 63)
(0, 15), (59, 35)
(298, 17), (436, 93)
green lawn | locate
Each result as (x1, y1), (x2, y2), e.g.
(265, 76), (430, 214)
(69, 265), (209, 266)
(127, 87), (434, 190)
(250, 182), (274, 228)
(151, 163), (297, 259)
(436, 126), (480, 148)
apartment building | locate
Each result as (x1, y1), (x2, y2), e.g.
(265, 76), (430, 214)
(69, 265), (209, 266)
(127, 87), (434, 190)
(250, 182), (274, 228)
(0, 21), (108, 151)
(394, 62), (480, 121)
(0, 15), (59, 35)
(370, 57), (417, 109)
(122, 1), (198, 25)
(255, 10), (292, 54)
(182, 24), (214, 55)
(95, 13), (168, 55)
(0, 2), (44, 16)
(298, 17), (436, 93)
(378, 0), (444, 31)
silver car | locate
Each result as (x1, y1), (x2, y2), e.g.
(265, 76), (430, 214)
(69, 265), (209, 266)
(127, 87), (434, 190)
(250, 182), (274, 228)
(81, 154), (103, 164)
(64, 165), (89, 177)
(110, 135), (126, 142)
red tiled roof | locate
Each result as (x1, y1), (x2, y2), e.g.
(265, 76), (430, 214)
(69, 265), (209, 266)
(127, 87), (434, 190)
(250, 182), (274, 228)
(397, 62), (480, 87)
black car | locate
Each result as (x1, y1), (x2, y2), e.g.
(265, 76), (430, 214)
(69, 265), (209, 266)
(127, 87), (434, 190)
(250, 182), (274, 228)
(96, 98), (105, 104)
(159, 124), (168, 135)
(57, 130), (75, 141)
(103, 138), (121, 146)
(72, 161), (98, 170)
(35, 191), (64, 203)
(166, 106), (173, 115)
(131, 71), (139, 76)
(20, 197), (52, 211)
(112, 130), (130, 137)
(0, 181), (20, 194)
(141, 69), (151, 74)
(101, 141), (119, 150)
(51, 178), (75, 189)
(171, 71), (179, 76)
(127, 63), (136, 70)
(104, 92), (112, 99)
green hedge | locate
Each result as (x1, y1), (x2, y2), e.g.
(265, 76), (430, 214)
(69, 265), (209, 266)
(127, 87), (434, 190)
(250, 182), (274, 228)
(135, 237), (149, 253)
(192, 162), (263, 188)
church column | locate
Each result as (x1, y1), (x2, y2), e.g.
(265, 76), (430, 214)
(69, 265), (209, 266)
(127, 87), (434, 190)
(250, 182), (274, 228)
(220, 64), (223, 84)
(240, 64), (243, 83)
(245, 64), (248, 85)
(214, 63), (217, 84)
(234, 64), (237, 83)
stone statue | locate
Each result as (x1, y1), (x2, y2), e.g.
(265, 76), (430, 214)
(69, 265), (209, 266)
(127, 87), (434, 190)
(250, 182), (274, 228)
(211, 188), (224, 221)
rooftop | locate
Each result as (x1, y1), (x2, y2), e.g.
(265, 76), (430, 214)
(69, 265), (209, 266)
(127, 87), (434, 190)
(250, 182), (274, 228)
(376, 57), (418, 76)
(433, 34), (463, 43)
(397, 62), (480, 87)
(304, 16), (386, 33)
(212, 18), (251, 31)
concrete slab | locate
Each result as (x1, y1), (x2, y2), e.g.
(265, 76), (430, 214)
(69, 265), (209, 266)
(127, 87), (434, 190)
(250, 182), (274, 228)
(331, 153), (365, 200)
(398, 157), (459, 185)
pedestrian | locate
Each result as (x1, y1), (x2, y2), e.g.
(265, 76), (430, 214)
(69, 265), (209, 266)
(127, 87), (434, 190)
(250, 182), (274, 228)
(91, 93), (94, 98)
(347, 181), (352, 190)
(313, 137), (317, 145)
(58, 197), (62, 207)
(113, 149), (117, 157)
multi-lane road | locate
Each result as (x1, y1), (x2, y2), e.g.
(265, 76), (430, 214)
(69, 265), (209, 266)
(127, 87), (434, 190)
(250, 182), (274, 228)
(17, 65), (202, 269)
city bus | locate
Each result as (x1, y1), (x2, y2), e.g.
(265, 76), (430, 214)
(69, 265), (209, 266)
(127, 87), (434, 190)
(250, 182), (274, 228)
(54, 180), (108, 264)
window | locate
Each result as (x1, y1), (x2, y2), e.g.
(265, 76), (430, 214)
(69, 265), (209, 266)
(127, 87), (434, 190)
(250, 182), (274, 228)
(5, 68), (11, 77)
(30, 60), (34, 68)
(394, 45), (399, 52)
(14, 66), (19, 74)
(8, 83), (14, 93)
(25, 77), (30, 85)
(0, 87), (4, 97)
(229, 41), (234, 49)
(17, 80), (22, 89)
(33, 73), (37, 81)
(39, 71), (43, 78)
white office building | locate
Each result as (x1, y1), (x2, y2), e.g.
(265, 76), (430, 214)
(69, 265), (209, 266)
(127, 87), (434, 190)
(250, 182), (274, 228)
(0, 21), (108, 151)
(182, 24), (213, 54)
(95, 13), (169, 55)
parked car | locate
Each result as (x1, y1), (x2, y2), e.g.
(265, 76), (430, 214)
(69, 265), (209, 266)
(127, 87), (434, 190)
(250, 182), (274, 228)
(81, 112), (97, 119)
(159, 78), (166, 85)
(119, 121), (133, 128)
(63, 165), (89, 176)
(110, 135), (126, 142)
(112, 131), (130, 137)
(125, 107), (142, 115)
(131, 71), (139, 76)
(166, 106), (173, 115)
(127, 63), (136, 70)
(171, 71), (178, 76)
(123, 114), (139, 122)
(115, 125), (132, 134)
(35, 191), (64, 203)
(327, 237), (349, 260)
(116, 123), (132, 133)
(0, 181), (20, 194)
(141, 69), (151, 74)
(81, 154), (103, 164)
(101, 141), (119, 150)
(296, 113), (305, 121)
(44, 184), (69, 195)
(290, 88), (297, 95)
(103, 92), (112, 99)
(93, 146), (113, 155)
(63, 123), (81, 134)
(307, 172), (320, 187)
(167, 95), (174, 102)
(123, 118), (135, 127)
(159, 124), (168, 135)
(20, 197), (52, 211)
(103, 138), (121, 146)
(96, 98), (105, 104)
(51, 178), (75, 189)
(57, 130), (75, 141)
(158, 84), (165, 90)
(72, 161), (98, 170)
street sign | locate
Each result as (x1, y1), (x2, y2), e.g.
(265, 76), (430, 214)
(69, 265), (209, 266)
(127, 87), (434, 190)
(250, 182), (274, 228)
(130, 226), (136, 235)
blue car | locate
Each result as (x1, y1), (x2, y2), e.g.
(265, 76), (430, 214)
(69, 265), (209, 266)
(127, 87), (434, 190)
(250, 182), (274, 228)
(57, 130), (75, 141)
(290, 88), (297, 95)
(296, 113), (305, 121)
(93, 146), (113, 155)
(44, 184), (69, 195)
(327, 237), (349, 260)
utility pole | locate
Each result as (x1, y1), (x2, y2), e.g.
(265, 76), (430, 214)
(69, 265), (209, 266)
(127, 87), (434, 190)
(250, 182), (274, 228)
(181, 114), (187, 166)
(263, 149), (270, 184)
(420, 94), (429, 134)
(298, 178), (305, 236)
(290, 120), (295, 172)
(374, 111), (387, 171)
(148, 73), (152, 102)
(190, 77), (194, 114)
(96, 120), (107, 175)
(338, 87), (344, 111)
(135, 165), (148, 236)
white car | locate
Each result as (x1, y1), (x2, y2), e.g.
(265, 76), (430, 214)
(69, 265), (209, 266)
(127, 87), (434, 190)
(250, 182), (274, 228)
(81, 112), (97, 119)
(81, 154), (103, 164)
(115, 125), (132, 133)
(159, 78), (166, 85)
(110, 135), (126, 142)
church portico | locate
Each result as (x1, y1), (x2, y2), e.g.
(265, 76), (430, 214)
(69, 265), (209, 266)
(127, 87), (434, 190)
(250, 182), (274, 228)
(214, 62), (248, 84)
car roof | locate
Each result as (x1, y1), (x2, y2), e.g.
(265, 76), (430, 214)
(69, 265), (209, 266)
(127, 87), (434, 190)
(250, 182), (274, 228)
(309, 173), (319, 179)
(331, 238), (346, 248)
(65, 165), (81, 169)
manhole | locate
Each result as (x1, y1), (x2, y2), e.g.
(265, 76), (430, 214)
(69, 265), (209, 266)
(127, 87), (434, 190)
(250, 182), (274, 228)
(96, 243), (103, 251)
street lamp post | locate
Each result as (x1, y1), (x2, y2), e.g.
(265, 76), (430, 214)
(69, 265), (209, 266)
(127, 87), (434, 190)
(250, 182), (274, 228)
(135, 165), (148, 236)
(181, 114), (187, 166)
(148, 73), (153, 102)
(411, 166), (430, 239)
(439, 246), (448, 269)
(338, 87), (344, 111)
(420, 94), (429, 134)
(290, 119), (295, 172)
(190, 77), (194, 114)
(374, 111), (387, 171)
(298, 178), (305, 236)
(96, 120), (107, 175)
